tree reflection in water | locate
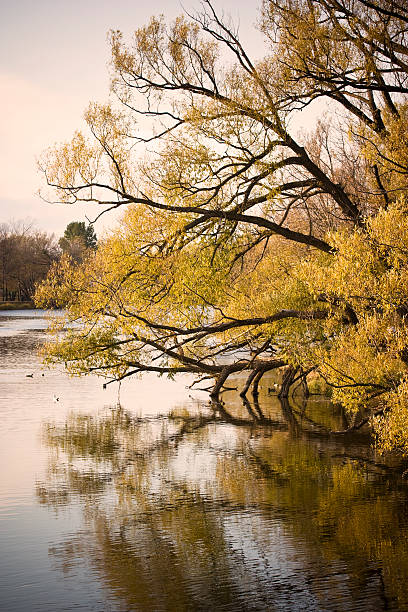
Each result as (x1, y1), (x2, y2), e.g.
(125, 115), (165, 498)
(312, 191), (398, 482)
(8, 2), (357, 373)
(36, 392), (408, 611)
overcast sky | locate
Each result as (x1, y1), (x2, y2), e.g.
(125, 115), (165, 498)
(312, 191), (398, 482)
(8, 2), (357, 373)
(0, 0), (264, 239)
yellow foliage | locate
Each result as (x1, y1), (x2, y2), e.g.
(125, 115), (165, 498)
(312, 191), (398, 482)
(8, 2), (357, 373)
(36, 2), (408, 455)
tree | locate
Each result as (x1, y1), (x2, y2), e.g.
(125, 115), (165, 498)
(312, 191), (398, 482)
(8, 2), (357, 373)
(36, 1), (408, 452)
(59, 221), (97, 263)
(0, 222), (59, 301)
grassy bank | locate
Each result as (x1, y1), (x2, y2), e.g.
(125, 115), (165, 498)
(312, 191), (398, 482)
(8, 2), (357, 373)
(0, 301), (35, 311)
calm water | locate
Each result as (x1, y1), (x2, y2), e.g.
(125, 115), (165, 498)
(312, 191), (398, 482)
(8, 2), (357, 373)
(1, 311), (408, 611)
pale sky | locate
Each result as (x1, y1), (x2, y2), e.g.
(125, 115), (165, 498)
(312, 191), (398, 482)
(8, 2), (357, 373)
(0, 0), (263, 239)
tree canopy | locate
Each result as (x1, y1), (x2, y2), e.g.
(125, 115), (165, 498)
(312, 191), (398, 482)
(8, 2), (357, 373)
(36, 0), (408, 453)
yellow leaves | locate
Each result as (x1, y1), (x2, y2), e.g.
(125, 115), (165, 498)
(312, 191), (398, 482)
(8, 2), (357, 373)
(136, 15), (166, 55)
(113, 16), (167, 78)
(112, 14), (218, 91)
(110, 30), (136, 75)
(84, 103), (132, 149)
(40, 98), (140, 205)
(168, 16), (199, 71)
(313, 314), (404, 412)
(36, 190), (408, 454)
(358, 103), (408, 200)
(35, 253), (85, 309)
(168, 16), (219, 84)
(293, 200), (408, 443)
(300, 201), (408, 318)
(374, 380), (408, 456)
(261, 0), (357, 96)
(41, 131), (100, 202)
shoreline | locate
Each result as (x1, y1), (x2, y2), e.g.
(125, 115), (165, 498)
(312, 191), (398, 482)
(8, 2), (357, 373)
(0, 301), (35, 311)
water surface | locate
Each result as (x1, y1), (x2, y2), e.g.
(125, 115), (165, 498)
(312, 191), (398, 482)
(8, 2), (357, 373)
(1, 310), (408, 611)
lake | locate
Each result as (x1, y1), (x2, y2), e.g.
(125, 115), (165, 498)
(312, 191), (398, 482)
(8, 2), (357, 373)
(1, 310), (408, 611)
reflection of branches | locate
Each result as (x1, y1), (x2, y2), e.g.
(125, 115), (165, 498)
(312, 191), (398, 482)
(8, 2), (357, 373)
(38, 393), (403, 517)
(123, 413), (215, 464)
(280, 397), (300, 436)
(36, 392), (408, 609)
(214, 398), (288, 430)
(331, 406), (387, 435)
(246, 446), (291, 486)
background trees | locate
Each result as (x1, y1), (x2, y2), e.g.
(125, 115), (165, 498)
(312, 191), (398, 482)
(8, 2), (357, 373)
(36, 1), (408, 452)
(59, 221), (97, 263)
(0, 222), (59, 302)
(0, 220), (96, 303)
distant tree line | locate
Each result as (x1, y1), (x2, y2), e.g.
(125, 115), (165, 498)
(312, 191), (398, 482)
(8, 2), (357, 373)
(0, 221), (97, 302)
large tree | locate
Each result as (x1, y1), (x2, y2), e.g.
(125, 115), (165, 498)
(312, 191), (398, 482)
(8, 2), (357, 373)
(37, 0), (408, 452)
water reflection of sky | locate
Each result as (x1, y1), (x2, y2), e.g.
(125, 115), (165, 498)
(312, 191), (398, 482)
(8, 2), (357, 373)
(0, 310), (52, 337)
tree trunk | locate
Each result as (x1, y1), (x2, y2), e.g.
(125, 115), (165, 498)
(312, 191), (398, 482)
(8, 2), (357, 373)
(278, 365), (299, 399)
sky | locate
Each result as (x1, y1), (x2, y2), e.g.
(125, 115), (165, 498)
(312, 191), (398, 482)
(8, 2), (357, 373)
(0, 0), (263, 240)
